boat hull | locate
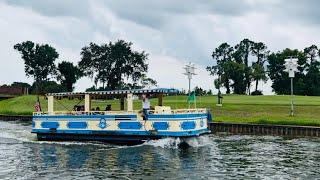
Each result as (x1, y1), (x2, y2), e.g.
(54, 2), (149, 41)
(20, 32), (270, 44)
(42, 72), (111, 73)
(32, 113), (211, 144)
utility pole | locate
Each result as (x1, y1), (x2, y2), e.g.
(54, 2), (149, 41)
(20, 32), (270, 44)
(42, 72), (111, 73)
(284, 57), (298, 116)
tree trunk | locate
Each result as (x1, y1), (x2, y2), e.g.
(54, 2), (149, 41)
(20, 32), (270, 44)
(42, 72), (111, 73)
(255, 79), (259, 92)
(225, 80), (231, 94)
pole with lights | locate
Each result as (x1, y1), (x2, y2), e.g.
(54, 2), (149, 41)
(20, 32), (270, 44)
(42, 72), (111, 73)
(183, 62), (197, 95)
(284, 57), (298, 116)
(183, 62), (197, 108)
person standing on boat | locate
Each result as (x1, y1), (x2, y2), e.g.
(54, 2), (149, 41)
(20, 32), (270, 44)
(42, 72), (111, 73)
(142, 94), (150, 120)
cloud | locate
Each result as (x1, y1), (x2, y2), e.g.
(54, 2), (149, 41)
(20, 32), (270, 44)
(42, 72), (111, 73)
(0, 0), (320, 94)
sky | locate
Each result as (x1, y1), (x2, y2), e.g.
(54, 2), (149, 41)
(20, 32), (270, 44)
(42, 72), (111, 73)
(0, 0), (320, 94)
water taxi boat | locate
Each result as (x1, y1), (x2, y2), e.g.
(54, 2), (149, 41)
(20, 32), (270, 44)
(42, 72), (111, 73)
(31, 88), (211, 145)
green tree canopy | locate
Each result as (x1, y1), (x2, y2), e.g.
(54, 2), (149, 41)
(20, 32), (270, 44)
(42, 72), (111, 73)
(267, 48), (307, 95)
(251, 42), (269, 92)
(234, 39), (254, 94)
(57, 61), (82, 92)
(208, 39), (263, 95)
(207, 43), (234, 94)
(14, 41), (59, 94)
(79, 40), (153, 90)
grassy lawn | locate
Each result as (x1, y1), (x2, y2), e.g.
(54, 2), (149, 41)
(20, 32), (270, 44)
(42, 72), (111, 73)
(0, 95), (320, 126)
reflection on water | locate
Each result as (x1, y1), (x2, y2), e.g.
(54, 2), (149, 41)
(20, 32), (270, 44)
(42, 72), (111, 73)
(0, 120), (320, 179)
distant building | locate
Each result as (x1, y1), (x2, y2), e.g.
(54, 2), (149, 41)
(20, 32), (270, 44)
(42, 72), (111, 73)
(0, 85), (28, 96)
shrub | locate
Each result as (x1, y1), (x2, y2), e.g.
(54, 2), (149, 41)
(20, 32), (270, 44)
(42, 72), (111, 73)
(251, 90), (263, 96)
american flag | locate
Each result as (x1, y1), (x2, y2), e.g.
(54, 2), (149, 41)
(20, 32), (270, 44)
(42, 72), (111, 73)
(34, 101), (41, 112)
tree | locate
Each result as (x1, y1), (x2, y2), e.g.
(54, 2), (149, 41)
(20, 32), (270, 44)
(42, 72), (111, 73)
(234, 39), (254, 94)
(11, 82), (31, 89)
(14, 41), (59, 94)
(304, 45), (318, 65)
(303, 45), (320, 95)
(251, 42), (269, 92)
(225, 61), (247, 94)
(79, 40), (153, 90)
(267, 48), (307, 95)
(251, 62), (267, 92)
(207, 43), (234, 94)
(139, 75), (157, 89)
(194, 86), (206, 96)
(57, 61), (82, 92)
(30, 81), (67, 94)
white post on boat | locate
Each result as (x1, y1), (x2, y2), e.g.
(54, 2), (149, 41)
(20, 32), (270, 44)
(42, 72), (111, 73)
(84, 94), (91, 112)
(47, 95), (54, 115)
(158, 93), (163, 106)
(127, 93), (133, 112)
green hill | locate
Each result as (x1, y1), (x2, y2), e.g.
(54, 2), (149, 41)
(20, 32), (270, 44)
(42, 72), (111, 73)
(1, 95), (320, 126)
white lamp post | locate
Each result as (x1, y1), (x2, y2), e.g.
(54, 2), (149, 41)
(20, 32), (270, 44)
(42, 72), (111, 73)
(183, 62), (197, 95)
(284, 57), (298, 116)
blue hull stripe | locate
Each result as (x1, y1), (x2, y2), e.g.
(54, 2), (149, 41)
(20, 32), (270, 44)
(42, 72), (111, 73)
(67, 122), (88, 129)
(41, 122), (59, 128)
(32, 129), (210, 137)
(152, 122), (169, 130)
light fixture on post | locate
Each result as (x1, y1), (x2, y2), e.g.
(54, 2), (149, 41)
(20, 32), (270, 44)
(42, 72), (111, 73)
(284, 57), (298, 116)
(183, 62), (197, 95)
(183, 62), (197, 108)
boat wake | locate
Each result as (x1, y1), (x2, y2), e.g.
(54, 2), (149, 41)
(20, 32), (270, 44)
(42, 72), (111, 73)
(0, 121), (122, 148)
(144, 135), (213, 149)
(0, 121), (213, 150)
(0, 121), (36, 143)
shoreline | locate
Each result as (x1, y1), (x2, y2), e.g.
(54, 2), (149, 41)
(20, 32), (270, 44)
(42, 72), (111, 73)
(1, 115), (320, 137)
(211, 122), (320, 137)
(0, 114), (32, 121)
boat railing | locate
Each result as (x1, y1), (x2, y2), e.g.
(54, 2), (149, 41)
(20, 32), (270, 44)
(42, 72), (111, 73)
(33, 111), (138, 116)
(171, 108), (207, 114)
(33, 108), (208, 116)
(148, 108), (207, 114)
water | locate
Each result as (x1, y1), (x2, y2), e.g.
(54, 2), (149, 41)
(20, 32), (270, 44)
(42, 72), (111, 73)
(1, 120), (320, 179)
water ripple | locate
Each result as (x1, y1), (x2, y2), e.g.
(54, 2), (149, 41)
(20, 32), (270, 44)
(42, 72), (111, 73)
(0, 120), (320, 179)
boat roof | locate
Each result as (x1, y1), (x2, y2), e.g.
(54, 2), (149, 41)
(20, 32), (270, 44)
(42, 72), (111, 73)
(46, 88), (180, 97)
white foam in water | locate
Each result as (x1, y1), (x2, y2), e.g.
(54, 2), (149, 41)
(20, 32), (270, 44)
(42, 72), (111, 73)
(0, 121), (122, 148)
(0, 121), (213, 149)
(144, 135), (213, 149)
(144, 137), (182, 149)
(184, 135), (213, 147)
(0, 121), (36, 143)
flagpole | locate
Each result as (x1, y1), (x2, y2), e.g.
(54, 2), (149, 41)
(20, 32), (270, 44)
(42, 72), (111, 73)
(194, 93), (196, 109)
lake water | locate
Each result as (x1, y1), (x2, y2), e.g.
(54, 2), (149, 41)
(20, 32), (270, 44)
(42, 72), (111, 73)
(0, 120), (319, 179)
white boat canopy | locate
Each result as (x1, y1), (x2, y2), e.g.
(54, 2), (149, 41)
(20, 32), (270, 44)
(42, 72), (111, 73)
(46, 88), (180, 97)
(45, 88), (180, 113)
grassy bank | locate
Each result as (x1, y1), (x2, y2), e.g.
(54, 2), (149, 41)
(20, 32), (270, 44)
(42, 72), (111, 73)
(0, 95), (320, 126)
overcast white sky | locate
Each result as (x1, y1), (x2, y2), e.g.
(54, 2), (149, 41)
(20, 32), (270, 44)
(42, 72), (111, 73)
(0, 0), (319, 94)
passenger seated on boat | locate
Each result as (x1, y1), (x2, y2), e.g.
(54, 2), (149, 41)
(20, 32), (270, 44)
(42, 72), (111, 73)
(74, 105), (83, 112)
(73, 105), (85, 115)
(94, 107), (101, 115)
(105, 104), (112, 111)
(80, 106), (85, 113)
(142, 94), (150, 120)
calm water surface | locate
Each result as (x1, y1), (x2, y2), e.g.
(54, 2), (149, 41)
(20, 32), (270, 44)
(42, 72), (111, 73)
(0, 120), (319, 179)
